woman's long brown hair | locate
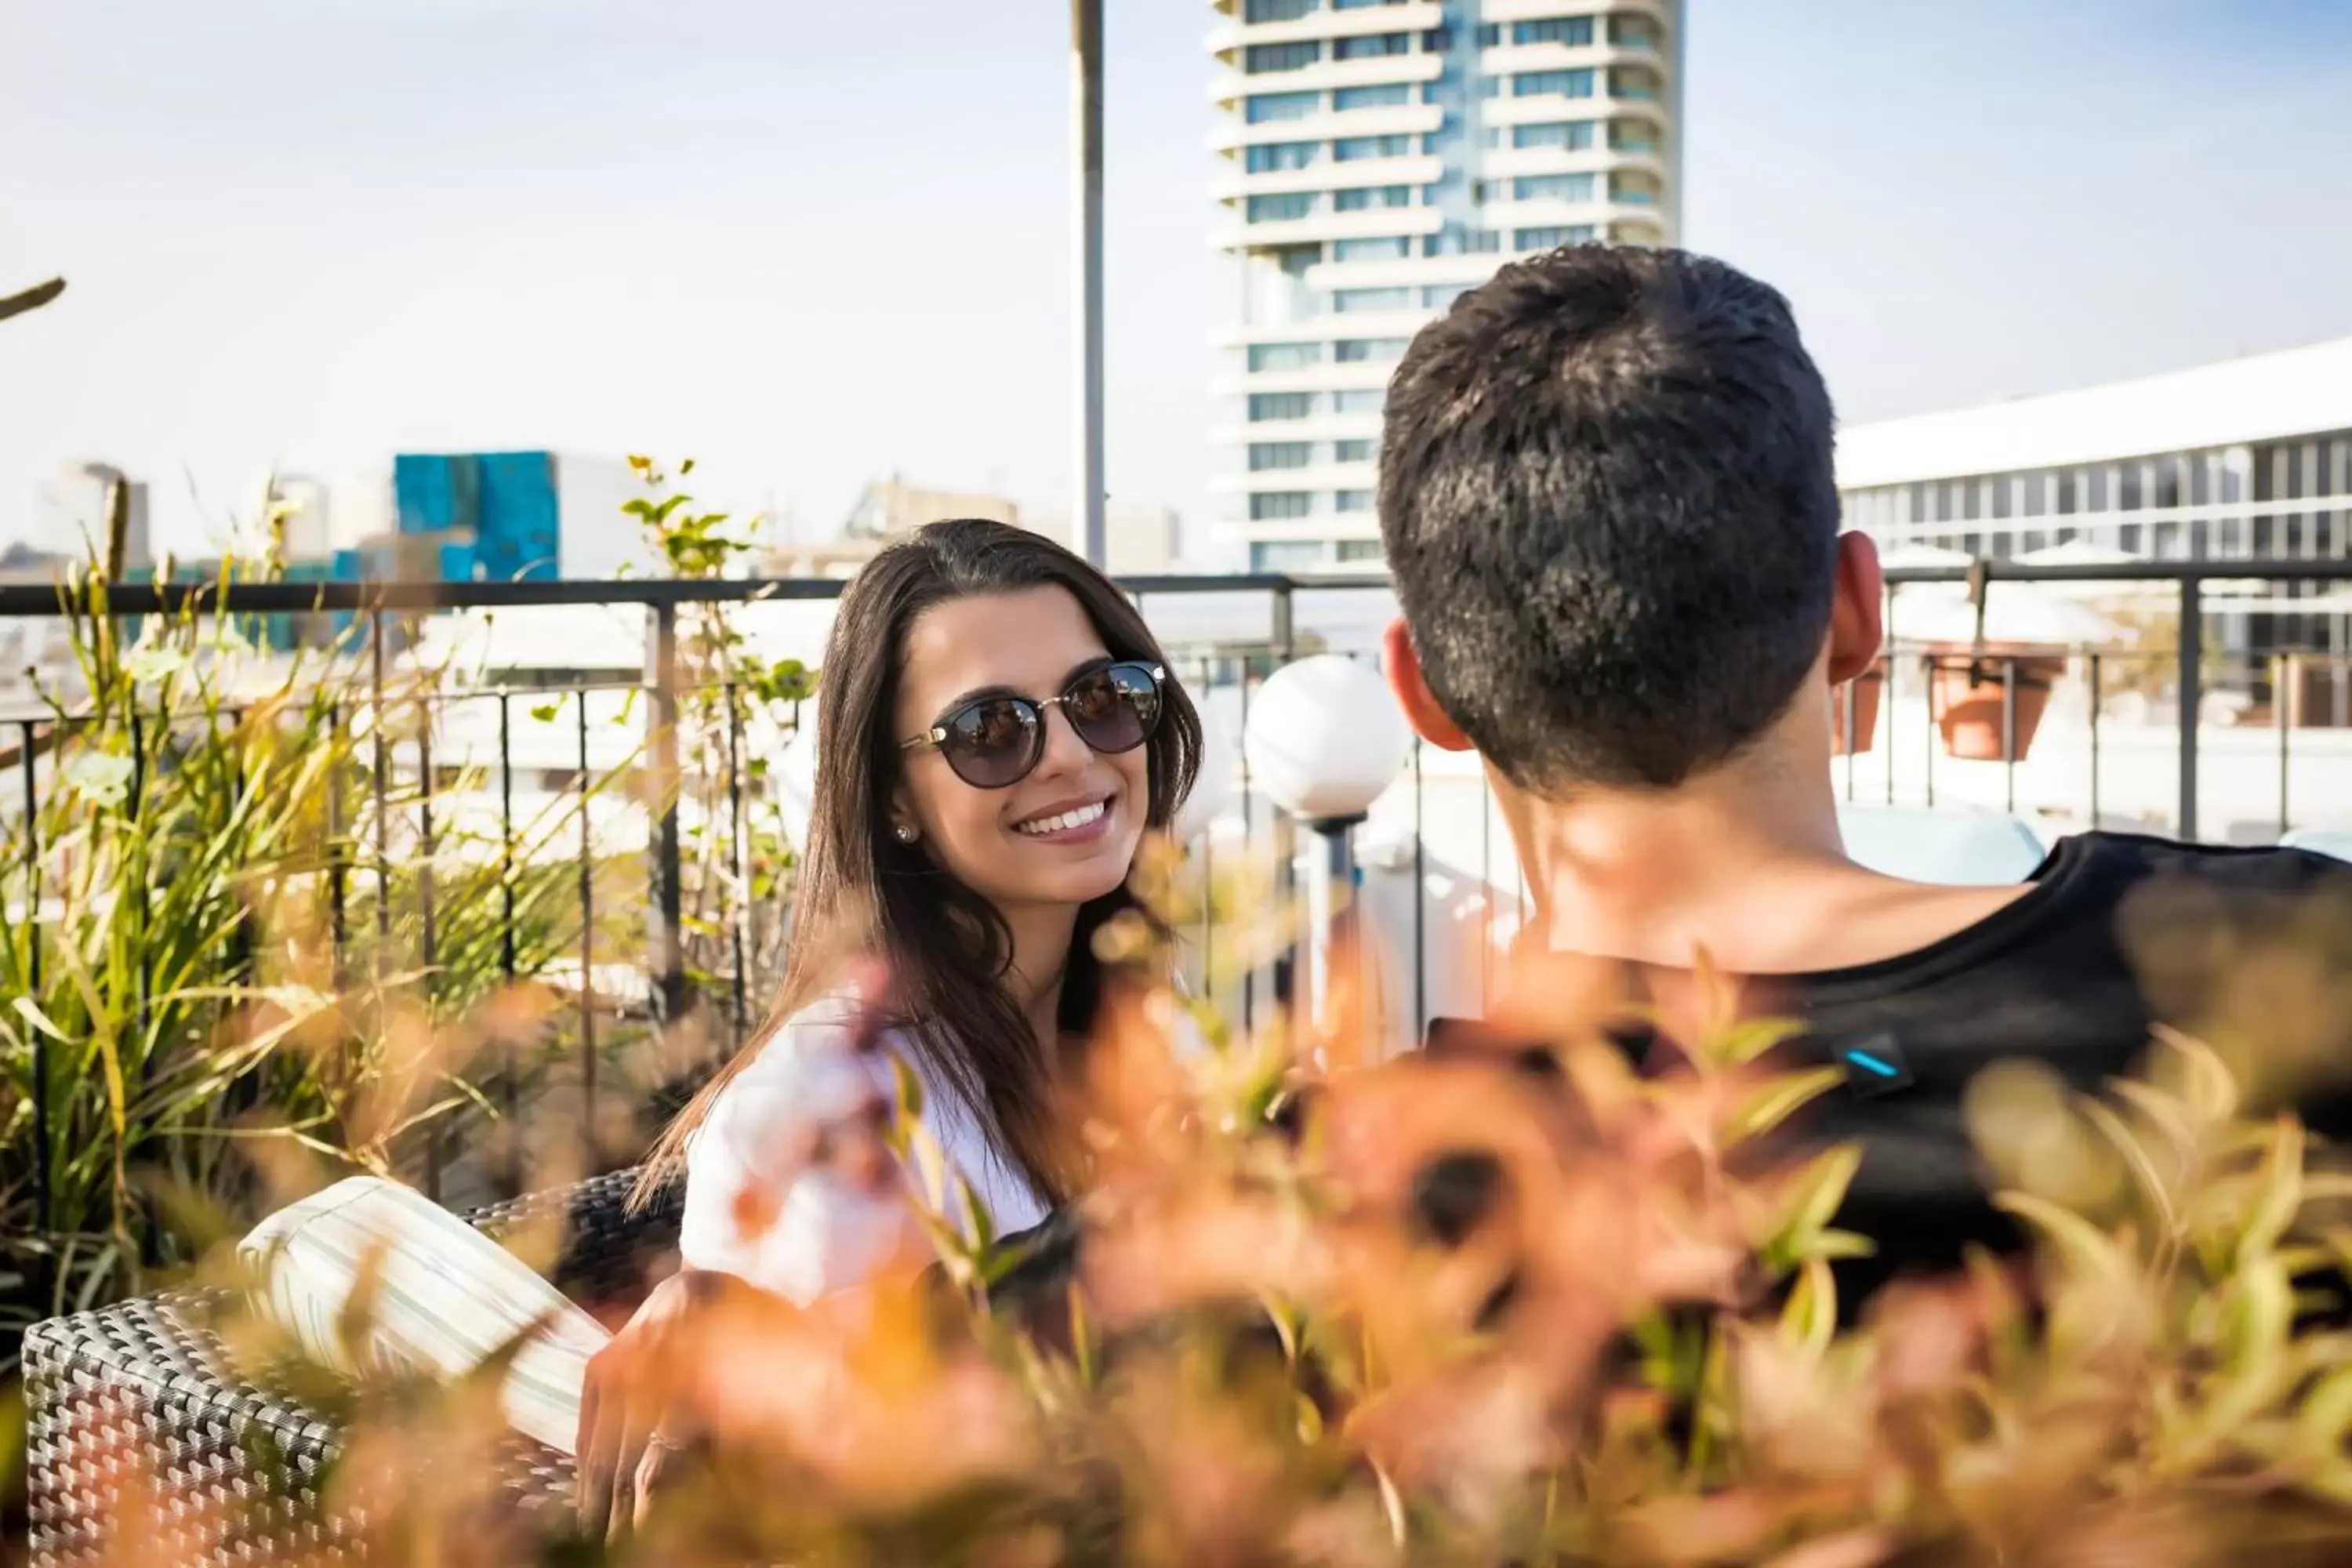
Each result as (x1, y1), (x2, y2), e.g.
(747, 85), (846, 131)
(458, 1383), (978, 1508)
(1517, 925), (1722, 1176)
(636, 518), (1202, 1207)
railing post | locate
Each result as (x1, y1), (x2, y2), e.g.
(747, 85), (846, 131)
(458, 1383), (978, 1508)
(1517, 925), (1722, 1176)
(2178, 573), (2202, 841)
(22, 720), (49, 1309)
(2278, 652), (2292, 839)
(2087, 653), (2102, 829)
(647, 601), (689, 1029)
(1269, 579), (1298, 1014)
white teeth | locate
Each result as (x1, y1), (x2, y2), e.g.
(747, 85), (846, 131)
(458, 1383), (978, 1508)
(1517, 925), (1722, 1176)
(1016, 800), (1108, 837)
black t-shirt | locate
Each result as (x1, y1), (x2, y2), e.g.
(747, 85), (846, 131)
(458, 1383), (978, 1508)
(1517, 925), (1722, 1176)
(989, 835), (2352, 1324)
(1742, 831), (2352, 1302)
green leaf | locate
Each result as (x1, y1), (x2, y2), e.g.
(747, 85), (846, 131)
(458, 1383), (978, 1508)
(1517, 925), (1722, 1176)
(2239, 1116), (2306, 1265)
(2078, 1094), (2177, 1237)
(12, 996), (70, 1041)
(1726, 1065), (1845, 1145)
(1994, 1190), (2139, 1294)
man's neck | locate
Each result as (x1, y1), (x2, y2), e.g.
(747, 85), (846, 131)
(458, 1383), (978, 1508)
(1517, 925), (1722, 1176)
(1495, 749), (2022, 977)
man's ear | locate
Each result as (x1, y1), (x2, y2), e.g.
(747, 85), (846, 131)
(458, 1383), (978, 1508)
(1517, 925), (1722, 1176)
(1382, 619), (1476, 752)
(1826, 532), (1886, 685)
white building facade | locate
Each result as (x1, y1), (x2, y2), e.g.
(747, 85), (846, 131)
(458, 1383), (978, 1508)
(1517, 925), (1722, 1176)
(1209, 0), (1684, 574)
(1838, 335), (2352, 672)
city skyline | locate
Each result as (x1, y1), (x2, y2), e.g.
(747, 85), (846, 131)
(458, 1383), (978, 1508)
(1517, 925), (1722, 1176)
(5, 0), (2351, 568)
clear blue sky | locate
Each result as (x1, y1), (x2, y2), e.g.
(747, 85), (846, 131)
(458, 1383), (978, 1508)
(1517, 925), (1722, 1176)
(4, 0), (2350, 562)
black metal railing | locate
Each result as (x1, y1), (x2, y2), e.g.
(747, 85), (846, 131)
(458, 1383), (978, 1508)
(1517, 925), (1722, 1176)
(5, 558), (2352, 1258)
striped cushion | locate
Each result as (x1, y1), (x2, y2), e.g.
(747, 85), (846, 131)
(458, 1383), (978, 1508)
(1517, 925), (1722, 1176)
(240, 1176), (610, 1457)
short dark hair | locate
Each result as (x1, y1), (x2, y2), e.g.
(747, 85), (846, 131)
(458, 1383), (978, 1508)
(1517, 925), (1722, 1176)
(1378, 245), (1841, 792)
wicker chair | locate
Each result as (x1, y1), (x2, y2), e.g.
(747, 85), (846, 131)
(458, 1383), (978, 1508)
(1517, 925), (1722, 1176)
(21, 1169), (683, 1566)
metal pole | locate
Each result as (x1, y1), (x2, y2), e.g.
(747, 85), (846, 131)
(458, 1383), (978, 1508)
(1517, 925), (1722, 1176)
(1306, 816), (1363, 1052)
(647, 604), (688, 1027)
(2178, 573), (2202, 841)
(1071, 0), (1108, 568)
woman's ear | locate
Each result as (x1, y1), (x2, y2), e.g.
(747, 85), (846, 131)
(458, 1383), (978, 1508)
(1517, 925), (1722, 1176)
(1826, 532), (1886, 684)
(1382, 619), (1475, 753)
(887, 782), (922, 846)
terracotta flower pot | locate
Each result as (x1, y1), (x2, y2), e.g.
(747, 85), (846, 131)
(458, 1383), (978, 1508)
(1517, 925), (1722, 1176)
(1831, 667), (1885, 756)
(1926, 652), (2063, 762)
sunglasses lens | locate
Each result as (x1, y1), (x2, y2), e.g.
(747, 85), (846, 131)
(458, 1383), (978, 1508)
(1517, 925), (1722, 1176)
(1065, 663), (1162, 756)
(940, 698), (1040, 788)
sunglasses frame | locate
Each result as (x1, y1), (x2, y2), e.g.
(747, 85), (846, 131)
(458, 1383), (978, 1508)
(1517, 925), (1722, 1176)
(898, 660), (1167, 789)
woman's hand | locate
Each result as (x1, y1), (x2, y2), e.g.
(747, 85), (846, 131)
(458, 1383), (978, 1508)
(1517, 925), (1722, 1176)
(575, 1266), (789, 1538)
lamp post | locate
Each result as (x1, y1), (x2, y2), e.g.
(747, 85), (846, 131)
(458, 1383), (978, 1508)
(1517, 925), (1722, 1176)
(1070, 0), (1107, 568)
(1241, 655), (1413, 1036)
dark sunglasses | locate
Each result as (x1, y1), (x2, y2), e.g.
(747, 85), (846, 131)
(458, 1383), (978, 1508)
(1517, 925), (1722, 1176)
(900, 661), (1166, 789)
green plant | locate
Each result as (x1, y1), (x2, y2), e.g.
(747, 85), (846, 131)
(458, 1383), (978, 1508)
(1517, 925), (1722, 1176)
(622, 457), (814, 1026)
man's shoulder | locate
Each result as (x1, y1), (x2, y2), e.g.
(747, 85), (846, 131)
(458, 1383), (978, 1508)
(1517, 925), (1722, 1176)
(2066, 829), (2352, 895)
(2067, 830), (2352, 970)
(2057, 832), (2352, 944)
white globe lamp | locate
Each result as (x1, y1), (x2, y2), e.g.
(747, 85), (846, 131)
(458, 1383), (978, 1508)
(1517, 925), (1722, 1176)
(1242, 655), (1412, 829)
(1240, 655), (1413, 1031)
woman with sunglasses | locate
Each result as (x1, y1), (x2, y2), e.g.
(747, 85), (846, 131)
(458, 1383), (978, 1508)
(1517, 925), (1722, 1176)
(579, 518), (1200, 1530)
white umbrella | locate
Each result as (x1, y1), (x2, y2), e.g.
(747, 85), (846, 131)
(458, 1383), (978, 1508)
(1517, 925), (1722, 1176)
(1875, 542), (1973, 574)
(1892, 582), (2129, 650)
(2013, 541), (2172, 602)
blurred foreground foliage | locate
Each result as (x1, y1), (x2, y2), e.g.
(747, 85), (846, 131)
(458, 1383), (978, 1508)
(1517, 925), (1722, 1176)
(64, 840), (2352, 1568)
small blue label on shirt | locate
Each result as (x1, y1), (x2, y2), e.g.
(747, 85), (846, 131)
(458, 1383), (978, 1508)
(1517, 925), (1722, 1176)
(1837, 1033), (1912, 1098)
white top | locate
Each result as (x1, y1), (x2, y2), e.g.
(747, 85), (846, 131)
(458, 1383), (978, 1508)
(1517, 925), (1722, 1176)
(678, 993), (1051, 1305)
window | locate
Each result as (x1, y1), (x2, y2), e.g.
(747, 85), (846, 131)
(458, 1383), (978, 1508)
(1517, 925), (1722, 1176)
(1334, 32), (1410, 59)
(1249, 393), (1313, 420)
(1513, 17), (1594, 45)
(1250, 492), (1313, 521)
(1475, 24), (1501, 46)
(1336, 439), (1376, 463)
(1611, 121), (1661, 152)
(1423, 283), (1468, 307)
(1334, 337), (1407, 363)
(1336, 539), (1385, 562)
(1425, 226), (1501, 256)
(1247, 342), (1320, 372)
(1334, 490), (1376, 512)
(1611, 67), (1661, 99)
(1252, 541), (1328, 572)
(1610, 176), (1659, 205)
(1249, 442), (1313, 471)
(1247, 192), (1316, 222)
(1334, 133), (1412, 161)
(1514, 69), (1595, 98)
(1246, 140), (1321, 172)
(1333, 235), (1411, 262)
(1514, 225), (1594, 249)
(1246, 91), (1320, 123)
(1514, 172), (1595, 202)
(1334, 390), (1386, 414)
(1246, 0), (1316, 20)
(1333, 82), (1412, 110)
(1334, 0), (1406, 8)
(1334, 285), (1413, 311)
(1334, 184), (1413, 211)
(1247, 42), (1320, 74)
(1514, 121), (1595, 150)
